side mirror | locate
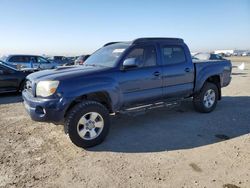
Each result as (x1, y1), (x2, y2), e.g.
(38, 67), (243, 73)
(123, 58), (138, 69)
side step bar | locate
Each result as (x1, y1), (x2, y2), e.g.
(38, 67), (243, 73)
(119, 100), (182, 116)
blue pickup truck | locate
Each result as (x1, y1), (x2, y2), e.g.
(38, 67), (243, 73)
(22, 38), (232, 148)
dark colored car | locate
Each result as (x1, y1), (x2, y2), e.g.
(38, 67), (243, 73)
(22, 38), (232, 148)
(0, 61), (35, 93)
(62, 56), (77, 66)
(48, 56), (73, 67)
(74, 55), (90, 65)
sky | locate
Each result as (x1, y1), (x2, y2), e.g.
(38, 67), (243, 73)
(0, 0), (249, 56)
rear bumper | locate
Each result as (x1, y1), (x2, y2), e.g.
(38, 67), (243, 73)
(22, 90), (69, 123)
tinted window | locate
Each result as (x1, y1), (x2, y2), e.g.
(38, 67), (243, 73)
(161, 47), (186, 65)
(9, 56), (20, 62)
(9, 56), (31, 63)
(24, 56), (31, 62)
(210, 54), (223, 60)
(125, 46), (157, 67)
(30, 56), (37, 63)
(54, 56), (63, 60)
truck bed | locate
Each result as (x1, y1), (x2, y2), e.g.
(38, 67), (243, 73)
(193, 59), (232, 92)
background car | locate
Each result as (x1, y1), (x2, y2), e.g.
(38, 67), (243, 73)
(47, 56), (73, 66)
(2, 55), (56, 70)
(0, 61), (35, 93)
(74, 55), (90, 65)
(242, 52), (250, 56)
(193, 53), (225, 61)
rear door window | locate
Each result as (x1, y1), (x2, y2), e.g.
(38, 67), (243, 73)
(161, 46), (186, 65)
(9, 56), (21, 62)
(30, 56), (37, 63)
(23, 56), (31, 63)
(9, 56), (30, 63)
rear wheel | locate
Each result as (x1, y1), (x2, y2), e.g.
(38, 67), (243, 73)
(65, 101), (110, 148)
(193, 82), (219, 113)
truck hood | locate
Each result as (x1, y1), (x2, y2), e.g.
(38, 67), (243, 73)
(26, 66), (105, 82)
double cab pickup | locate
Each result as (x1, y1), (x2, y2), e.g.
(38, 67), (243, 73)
(22, 38), (232, 148)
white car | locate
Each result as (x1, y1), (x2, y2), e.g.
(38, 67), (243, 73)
(242, 52), (250, 56)
(193, 53), (225, 61)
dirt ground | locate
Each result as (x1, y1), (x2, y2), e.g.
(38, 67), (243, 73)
(0, 58), (250, 188)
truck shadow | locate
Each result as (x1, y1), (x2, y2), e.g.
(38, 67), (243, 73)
(231, 72), (247, 76)
(89, 96), (250, 153)
(0, 93), (23, 105)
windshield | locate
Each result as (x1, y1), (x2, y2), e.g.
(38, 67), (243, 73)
(84, 43), (130, 67)
(0, 56), (7, 61)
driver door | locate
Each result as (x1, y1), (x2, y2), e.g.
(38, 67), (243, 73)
(118, 45), (163, 107)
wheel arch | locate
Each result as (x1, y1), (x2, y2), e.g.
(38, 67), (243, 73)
(195, 74), (221, 100)
(64, 91), (113, 118)
(205, 75), (221, 100)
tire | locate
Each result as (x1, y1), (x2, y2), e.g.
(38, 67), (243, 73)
(18, 80), (25, 93)
(193, 82), (219, 113)
(65, 101), (110, 148)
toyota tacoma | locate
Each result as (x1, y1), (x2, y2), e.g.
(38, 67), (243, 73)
(22, 38), (232, 148)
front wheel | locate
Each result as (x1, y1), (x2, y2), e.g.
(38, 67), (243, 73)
(65, 101), (110, 148)
(18, 80), (25, 93)
(193, 82), (219, 113)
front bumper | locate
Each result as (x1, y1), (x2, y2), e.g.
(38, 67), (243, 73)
(22, 90), (69, 123)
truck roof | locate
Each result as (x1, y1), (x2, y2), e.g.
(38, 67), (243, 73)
(132, 37), (184, 44)
(103, 37), (184, 47)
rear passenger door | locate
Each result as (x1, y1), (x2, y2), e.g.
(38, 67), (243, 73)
(161, 45), (194, 99)
(119, 44), (163, 107)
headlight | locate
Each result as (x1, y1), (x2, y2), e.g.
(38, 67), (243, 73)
(36, 80), (59, 97)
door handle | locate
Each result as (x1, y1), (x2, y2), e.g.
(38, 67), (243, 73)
(153, 71), (161, 77)
(185, 68), (191, 72)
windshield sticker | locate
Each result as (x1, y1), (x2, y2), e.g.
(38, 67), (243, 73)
(113, 49), (125, 53)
